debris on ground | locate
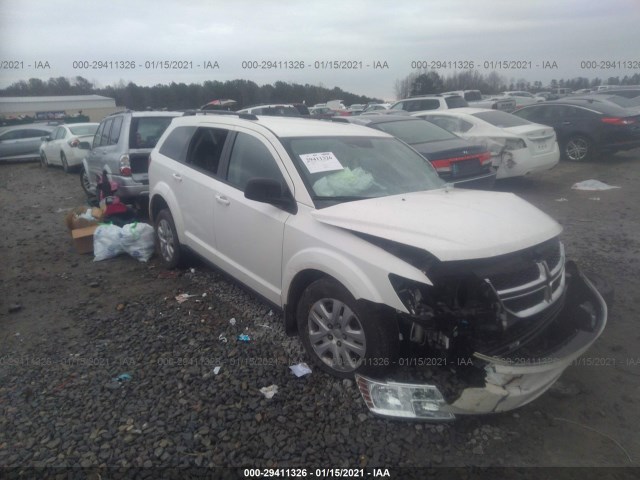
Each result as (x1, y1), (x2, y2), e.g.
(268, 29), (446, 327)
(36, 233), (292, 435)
(289, 363), (312, 377)
(259, 385), (278, 399)
(175, 293), (197, 304)
(571, 179), (621, 191)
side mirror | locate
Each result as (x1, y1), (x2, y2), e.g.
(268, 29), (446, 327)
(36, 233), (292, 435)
(78, 141), (92, 150)
(42, 136), (51, 142)
(244, 178), (297, 214)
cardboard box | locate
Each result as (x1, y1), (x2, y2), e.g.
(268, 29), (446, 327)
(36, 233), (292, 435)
(71, 225), (98, 254)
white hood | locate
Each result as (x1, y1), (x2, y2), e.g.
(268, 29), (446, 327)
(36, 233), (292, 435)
(312, 189), (562, 261)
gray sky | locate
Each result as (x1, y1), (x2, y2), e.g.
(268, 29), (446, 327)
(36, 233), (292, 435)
(1, 0), (638, 100)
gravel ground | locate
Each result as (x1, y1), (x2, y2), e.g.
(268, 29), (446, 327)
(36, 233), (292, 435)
(1, 154), (640, 476)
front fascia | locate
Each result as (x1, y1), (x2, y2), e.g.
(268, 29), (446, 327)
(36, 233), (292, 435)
(282, 203), (431, 312)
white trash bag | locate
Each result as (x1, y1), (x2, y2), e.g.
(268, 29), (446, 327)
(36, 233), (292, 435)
(93, 224), (125, 261)
(120, 222), (155, 262)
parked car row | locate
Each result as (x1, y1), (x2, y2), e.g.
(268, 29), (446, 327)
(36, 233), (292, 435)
(12, 103), (624, 420)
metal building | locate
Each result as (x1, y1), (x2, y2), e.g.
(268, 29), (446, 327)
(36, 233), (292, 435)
(0, 95), (124, 122)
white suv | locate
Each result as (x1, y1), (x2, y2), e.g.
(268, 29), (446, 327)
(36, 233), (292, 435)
(389, 94), (468, 112)
(149, 112), (606, 420)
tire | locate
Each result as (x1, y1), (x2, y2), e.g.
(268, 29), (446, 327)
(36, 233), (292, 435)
(155, 209), (183, 269)
(61, 152), (70, 173)
(80, 168), (93, 195)
(40, 152), (49, 168)
(296, 278), (398, 378)
(563, 135), (593, 162)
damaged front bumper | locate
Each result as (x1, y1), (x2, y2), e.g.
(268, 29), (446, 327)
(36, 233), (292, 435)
(356, 262), (607, 420)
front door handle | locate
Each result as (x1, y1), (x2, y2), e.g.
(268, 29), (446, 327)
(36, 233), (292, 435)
(215, 194), (230, 206)
(172, 173), (182, 182)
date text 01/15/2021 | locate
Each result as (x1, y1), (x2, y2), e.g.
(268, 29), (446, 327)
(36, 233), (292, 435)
(243, 468), (392, 478)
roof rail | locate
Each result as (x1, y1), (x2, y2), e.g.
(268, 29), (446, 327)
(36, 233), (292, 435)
(182, 109), (259, 121)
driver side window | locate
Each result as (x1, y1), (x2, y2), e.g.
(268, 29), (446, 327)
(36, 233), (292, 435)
(227, 132), (284, 191)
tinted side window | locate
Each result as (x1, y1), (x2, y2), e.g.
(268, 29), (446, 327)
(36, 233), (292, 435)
(130, 117), (175, 148)
(514, 106), (542, 121)
(99, 118), (113, 146)
(159, 126), (197, 162)
(186, 127), (229, 175)
(445, 96), (468, 108)
(413, 99), (440, 111)
(23, 129), (52, 139)
(109, 116), (123, 145)
(567, 107), (598, 119)
(0, 130), (22, 140)
(93, 122), (106, 148)
(227, 132), (283, 191)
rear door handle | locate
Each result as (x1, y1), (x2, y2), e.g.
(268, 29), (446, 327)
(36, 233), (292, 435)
(172, 173), (182, 182)
(561, 121), (572, 125)
(215, 194), (230, 206)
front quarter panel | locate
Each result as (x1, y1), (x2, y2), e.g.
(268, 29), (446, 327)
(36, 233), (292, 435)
(282, 204), (431, 313)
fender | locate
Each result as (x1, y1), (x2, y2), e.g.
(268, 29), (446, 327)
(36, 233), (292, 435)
(283, 245), (427, 314)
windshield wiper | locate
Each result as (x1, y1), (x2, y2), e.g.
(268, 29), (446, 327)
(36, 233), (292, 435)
(313, 195), (371, 202)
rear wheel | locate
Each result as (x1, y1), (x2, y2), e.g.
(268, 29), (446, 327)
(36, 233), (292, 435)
(61, 152), (70, 173)
(155, 209), (183, 269)
(296, 278), (398, 378)
(563, 135), (593, 162)
(80, 168), (93, 195)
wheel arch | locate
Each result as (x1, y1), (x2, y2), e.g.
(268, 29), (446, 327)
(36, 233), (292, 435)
(282, 249), (409, 335)
(149, 185), (185, 244)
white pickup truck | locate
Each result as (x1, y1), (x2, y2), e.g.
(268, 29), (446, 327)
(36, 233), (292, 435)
(444, 90), (516, 112)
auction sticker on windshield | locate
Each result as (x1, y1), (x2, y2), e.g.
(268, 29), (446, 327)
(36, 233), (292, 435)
(299, 152), (344, 173)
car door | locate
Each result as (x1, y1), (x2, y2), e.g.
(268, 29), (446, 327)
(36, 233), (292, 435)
(86, 117), (117, 180)
(44, 126), (66, 165)
(177, 126), (231, 258)
(212, 129), (292, 304)
(0, 129), (24, 158)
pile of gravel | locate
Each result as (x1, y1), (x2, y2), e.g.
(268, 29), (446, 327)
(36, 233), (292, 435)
(1, 267), (497, 468)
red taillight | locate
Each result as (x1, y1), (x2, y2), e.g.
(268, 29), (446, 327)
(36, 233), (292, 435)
(430, 151), (492, 173)
(119, 154), (131, 176)
(601, 117), (636, 125)
(478, 151), (492, 164)
(68, 138), (80, 147)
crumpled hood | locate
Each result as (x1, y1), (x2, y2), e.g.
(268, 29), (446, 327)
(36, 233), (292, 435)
(312, 189), (562, 261)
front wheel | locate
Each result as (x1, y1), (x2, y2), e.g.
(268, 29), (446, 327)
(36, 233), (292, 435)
(40, 152), (49, 168)
(563, 135), (593, 162)
(155, 209), (183, 269)
(296, 278), (398, 378)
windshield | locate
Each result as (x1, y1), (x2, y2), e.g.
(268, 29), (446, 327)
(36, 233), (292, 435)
(282, 136), (444, 206)
(69, 124), (98, 136)
(373, 119), (458, 144)
(472, 111), (531, 127)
